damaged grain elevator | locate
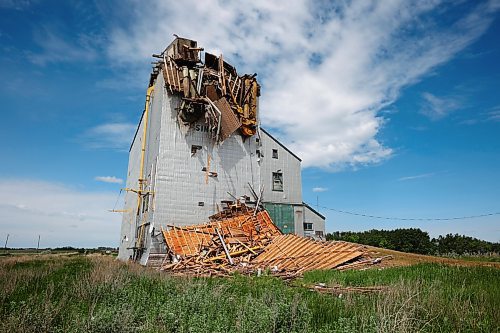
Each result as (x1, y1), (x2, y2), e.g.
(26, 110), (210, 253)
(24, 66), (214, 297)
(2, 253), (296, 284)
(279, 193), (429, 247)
(118, 37), (326, 264)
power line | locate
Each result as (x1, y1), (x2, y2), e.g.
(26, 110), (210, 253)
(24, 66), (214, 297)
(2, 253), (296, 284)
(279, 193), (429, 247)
(308, 204), (500, 221)
(112, 189), (123, 212)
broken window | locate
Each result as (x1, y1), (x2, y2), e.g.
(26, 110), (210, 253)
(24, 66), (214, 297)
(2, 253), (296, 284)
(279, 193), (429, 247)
(315, 230), (324, 238)
(272, 149), (278, 159)
(191, 145), (202, 156)
(303, 222), (313, 231)
(272, 172), (283, 191)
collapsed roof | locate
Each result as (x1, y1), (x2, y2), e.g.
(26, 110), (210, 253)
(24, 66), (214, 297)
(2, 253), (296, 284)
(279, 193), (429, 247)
(157, 202), (389, 278)
(149, 36), (260, 143)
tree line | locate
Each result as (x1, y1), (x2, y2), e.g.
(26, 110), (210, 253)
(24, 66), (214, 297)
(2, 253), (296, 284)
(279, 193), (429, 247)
(325, 228), (500, 255)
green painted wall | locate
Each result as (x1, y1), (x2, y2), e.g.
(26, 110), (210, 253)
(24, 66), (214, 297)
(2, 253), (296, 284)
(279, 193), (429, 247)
(263, 203), (295, 234)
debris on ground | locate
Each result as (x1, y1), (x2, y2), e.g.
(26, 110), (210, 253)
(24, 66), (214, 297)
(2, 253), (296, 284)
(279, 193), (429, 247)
(309, 284), (389, 295)
(158, 201), (392, 278)
(160, 202), (281, 277)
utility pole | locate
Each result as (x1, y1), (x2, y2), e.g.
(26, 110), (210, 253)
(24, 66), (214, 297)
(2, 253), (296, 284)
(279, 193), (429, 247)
(4, 234), (9, 249)
(37, 235), (40, 251)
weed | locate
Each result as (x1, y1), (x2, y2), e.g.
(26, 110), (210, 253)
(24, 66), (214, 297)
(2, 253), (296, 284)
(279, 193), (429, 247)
(0, 255), (498, 333)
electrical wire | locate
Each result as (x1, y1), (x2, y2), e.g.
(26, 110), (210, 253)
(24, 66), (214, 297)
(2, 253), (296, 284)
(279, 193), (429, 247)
(112, 189), (123, 212)
(307, 203), (500, 221)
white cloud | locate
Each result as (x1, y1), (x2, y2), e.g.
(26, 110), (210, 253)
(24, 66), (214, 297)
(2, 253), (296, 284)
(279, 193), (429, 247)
(0, 179), (121, 248)
(312, 187), (328, 192)
(398, 173), (436, 181)
(104, 0), (499, 169)
(80, 122), (137, 151)
(0, 0), (34, 10)
(486, 108), (500, 122)
(27, 26), (98, 66)
(95, 176), (123, 184)
(420, 92), (462, 120)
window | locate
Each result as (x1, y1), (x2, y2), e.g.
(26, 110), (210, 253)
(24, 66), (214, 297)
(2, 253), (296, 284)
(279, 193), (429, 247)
(303, 222), (313, 231)
(272, 149), (278, 159)
(272, 172), (283, 191)
(315, 231), (324, 238)
(191, 145), (202, 156)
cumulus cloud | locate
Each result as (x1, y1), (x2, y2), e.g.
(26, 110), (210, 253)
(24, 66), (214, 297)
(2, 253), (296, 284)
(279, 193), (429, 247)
(104, 0), (499, 169)
(79, 122), (137, 151)
(95, 176), (123, 184)
(0, 179), (121, 248)
(312, 187), (328, 192)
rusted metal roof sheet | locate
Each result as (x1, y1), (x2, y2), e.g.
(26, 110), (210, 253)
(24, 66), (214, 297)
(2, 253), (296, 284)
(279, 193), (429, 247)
(214, 97), (241, 141)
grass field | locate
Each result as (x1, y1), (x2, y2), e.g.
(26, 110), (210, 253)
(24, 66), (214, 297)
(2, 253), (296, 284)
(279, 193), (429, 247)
(1, 254), (499, 333)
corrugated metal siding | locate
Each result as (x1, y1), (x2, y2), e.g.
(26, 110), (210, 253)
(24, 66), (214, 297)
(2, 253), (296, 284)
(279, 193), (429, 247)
(304, 204), (326, 238)
(259, 130), (302, 204)
(264, 203), (295, 234)
(152, 70), (261, 230)
(119, 68), (318, 262)
(118, 81), (164, 261)
(118, 108), (145, 260)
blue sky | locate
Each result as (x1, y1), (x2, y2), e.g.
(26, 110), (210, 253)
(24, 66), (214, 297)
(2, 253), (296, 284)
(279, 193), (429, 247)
(0, 0), (499, 247)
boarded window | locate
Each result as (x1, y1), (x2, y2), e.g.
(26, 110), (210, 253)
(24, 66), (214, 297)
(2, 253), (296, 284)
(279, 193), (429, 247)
(272, 172), (283, 191)
(272, 149), (278, 159)
(303, 222), (313, 231)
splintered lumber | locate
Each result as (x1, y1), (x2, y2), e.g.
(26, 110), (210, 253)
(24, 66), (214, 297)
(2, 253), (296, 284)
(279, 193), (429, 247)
(161, 208), (281, 257)
(215, 227), (234, 265)
(205, 246), (262, 262)
(159, 202), (370, 278)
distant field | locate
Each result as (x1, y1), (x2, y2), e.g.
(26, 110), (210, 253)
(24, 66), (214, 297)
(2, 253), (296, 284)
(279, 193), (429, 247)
(0, 254), (499, 333)
(366, 246), (500, 268)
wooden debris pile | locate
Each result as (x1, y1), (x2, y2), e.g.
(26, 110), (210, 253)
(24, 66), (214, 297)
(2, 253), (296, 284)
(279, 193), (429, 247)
(158, 202), (392, 278)
(150, 36), (259, 143)
(160, 202), (282, 277)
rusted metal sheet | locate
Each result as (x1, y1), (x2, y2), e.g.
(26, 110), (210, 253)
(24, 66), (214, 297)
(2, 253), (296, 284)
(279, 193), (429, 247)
(205, 84), (220, 102)
(214, 97), (241, 141)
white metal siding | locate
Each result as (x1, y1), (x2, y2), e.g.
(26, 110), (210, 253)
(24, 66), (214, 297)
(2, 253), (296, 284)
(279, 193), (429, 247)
(118, 112), (145, 260)
(259, 130), (302, 204)
(152, 70), (261, 229)
(119, 68), (324, 262)
(303, 205), (326, 238)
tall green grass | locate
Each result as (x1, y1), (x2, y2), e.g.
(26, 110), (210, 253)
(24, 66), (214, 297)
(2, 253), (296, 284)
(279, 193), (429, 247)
(0, 255), (498, 333)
